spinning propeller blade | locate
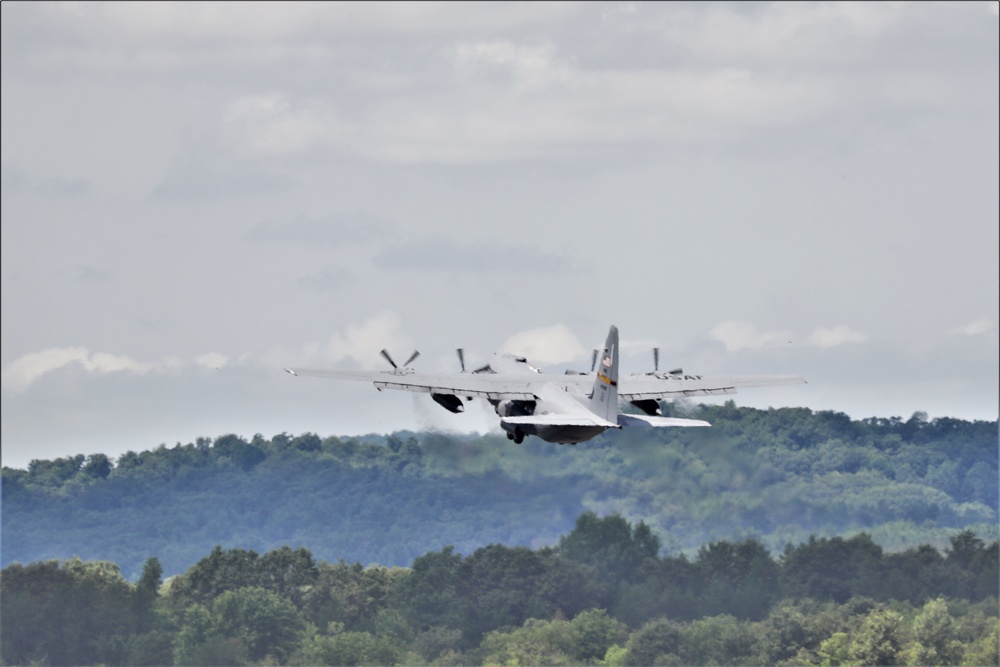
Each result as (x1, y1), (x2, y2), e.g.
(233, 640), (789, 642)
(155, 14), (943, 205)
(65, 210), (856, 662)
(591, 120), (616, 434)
(379, 349), (398, 369)
(380, 349), (420, 369)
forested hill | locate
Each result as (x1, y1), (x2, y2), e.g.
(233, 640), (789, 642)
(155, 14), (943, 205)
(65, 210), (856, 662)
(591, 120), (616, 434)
(3, 516), (998, 666)
(3, 403), (997, 579)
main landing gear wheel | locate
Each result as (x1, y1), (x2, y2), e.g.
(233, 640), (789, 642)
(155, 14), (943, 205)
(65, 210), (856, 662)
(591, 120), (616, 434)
(505, 428), (525, 443)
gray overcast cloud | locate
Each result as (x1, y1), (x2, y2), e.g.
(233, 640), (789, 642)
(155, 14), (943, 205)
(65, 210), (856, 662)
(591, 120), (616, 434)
(2, 1), (997, 469)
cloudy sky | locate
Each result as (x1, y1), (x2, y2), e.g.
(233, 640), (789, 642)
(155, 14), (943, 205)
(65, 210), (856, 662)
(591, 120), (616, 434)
(2, 2), (997, 469)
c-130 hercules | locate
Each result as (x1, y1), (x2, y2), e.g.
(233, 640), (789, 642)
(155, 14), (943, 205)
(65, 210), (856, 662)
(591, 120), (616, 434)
(285, 325), (805, 445)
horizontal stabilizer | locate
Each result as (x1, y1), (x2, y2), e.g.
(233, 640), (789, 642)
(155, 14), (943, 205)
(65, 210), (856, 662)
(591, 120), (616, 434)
(617, 414), (711, 428)
(502, 414), (620, 428)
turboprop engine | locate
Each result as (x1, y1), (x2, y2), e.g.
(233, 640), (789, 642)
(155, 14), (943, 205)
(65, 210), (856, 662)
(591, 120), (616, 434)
(630, 399), (663, 416)
(431, 393), (465, 413)
(495, 399), (536, 418)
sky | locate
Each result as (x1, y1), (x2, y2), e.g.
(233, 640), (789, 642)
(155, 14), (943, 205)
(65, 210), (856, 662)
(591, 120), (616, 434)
(2, 1), (998, 470)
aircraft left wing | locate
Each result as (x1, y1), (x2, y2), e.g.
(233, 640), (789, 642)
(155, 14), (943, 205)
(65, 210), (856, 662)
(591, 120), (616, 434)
(618, 373), (806, 401)
(284, 367), (539, 401)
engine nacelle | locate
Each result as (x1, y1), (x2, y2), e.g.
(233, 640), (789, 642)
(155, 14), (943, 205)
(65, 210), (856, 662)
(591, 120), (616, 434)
(630, 399), (662, 416)
(495, 399), (536, 418)
(431, 393), (465, 413)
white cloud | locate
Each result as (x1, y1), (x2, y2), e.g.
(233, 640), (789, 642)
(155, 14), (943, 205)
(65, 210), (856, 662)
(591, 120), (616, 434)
(8, 3), (957, 169)
(319, 312), (413, 367)
(950, 319), (995, 336)
(454, 40), (569, 90)
(601, 3), (639, 21)
(2, 348), (224, 393)
(500, 324), (587, 366)
(194, 352), (230, 370)
(805, 325), (868, 348)
(2, 347), (90, 394)
(2, 347), (156, 393)
(661, 2), (910, 67)
(221, 93), (352, 158)
(709, 321), (791, 353)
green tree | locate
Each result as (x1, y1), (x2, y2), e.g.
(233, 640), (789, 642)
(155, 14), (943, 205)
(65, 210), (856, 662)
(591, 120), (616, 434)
(0, 558), (136, 665)
(906, 597), (963, 666)
(755, 598), (851, 664)
(127, 629), (175, 666)
(614, 556), (700, 625)
(134, 556), (163, 633)
(479, 611), (626, 667)
(848, 608), (904, 666)
(409, 625), (464, 663)
(211, 586), (307, 663)
(302, 561), (404, 632)
(624, 618), (685, 666)
(82, 453), (113, 480)
(559, 512), (660, 585)
(959, 622), (998, 667)
(780, 534), (884, 603)
(291, 625), (400, 666)
(257, 545), (319, 606)
(455, 544), (606, 639)
(816, 632), (850, 666)
(173, 603), (226, 666)
(681, 615), (757, 666)
(391, 546), (465, 633)
(213, 434), (267, 471)
(169, 546), (263, 608)
(695, 538), (779, 619)
(569, 609), (628, 664)
(479, 618), (578, 667)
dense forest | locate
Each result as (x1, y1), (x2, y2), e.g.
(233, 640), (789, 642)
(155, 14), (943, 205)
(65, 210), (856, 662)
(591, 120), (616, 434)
(2, 404), (997, 580)
(2, 513), (997, 665)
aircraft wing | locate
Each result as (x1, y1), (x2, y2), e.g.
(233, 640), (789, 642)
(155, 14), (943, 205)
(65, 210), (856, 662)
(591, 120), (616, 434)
(618, 374), (806, 401)
(284, 367), (539, 401)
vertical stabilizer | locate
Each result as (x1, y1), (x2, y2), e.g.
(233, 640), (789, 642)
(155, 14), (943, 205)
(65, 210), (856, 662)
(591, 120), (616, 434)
(589, 325), (619, 422)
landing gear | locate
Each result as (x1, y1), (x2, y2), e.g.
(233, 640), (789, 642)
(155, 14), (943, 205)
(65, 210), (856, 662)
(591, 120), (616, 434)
(505, 428), (525, 444)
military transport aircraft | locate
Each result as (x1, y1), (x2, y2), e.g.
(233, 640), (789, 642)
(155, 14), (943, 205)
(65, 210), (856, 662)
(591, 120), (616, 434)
(285, 325), (805, 445)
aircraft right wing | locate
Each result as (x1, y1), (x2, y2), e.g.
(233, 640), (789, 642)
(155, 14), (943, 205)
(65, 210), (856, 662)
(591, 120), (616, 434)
(618, 373), (806, 401)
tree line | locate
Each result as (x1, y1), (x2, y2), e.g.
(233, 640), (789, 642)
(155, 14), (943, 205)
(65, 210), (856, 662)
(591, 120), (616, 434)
(3, 405), (996, 580)
(2, 513), (997, 666)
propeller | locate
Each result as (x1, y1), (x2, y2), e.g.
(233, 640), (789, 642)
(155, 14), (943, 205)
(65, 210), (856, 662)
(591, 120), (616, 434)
(646, 347), (682, 375)
(457, 348), (491, 374)
(380, 349), (420, 370)
(566, 349), (600, 376)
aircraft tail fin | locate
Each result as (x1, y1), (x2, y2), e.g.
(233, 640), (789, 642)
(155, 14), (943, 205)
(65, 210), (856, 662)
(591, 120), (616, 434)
(589, 325), (619, 422)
